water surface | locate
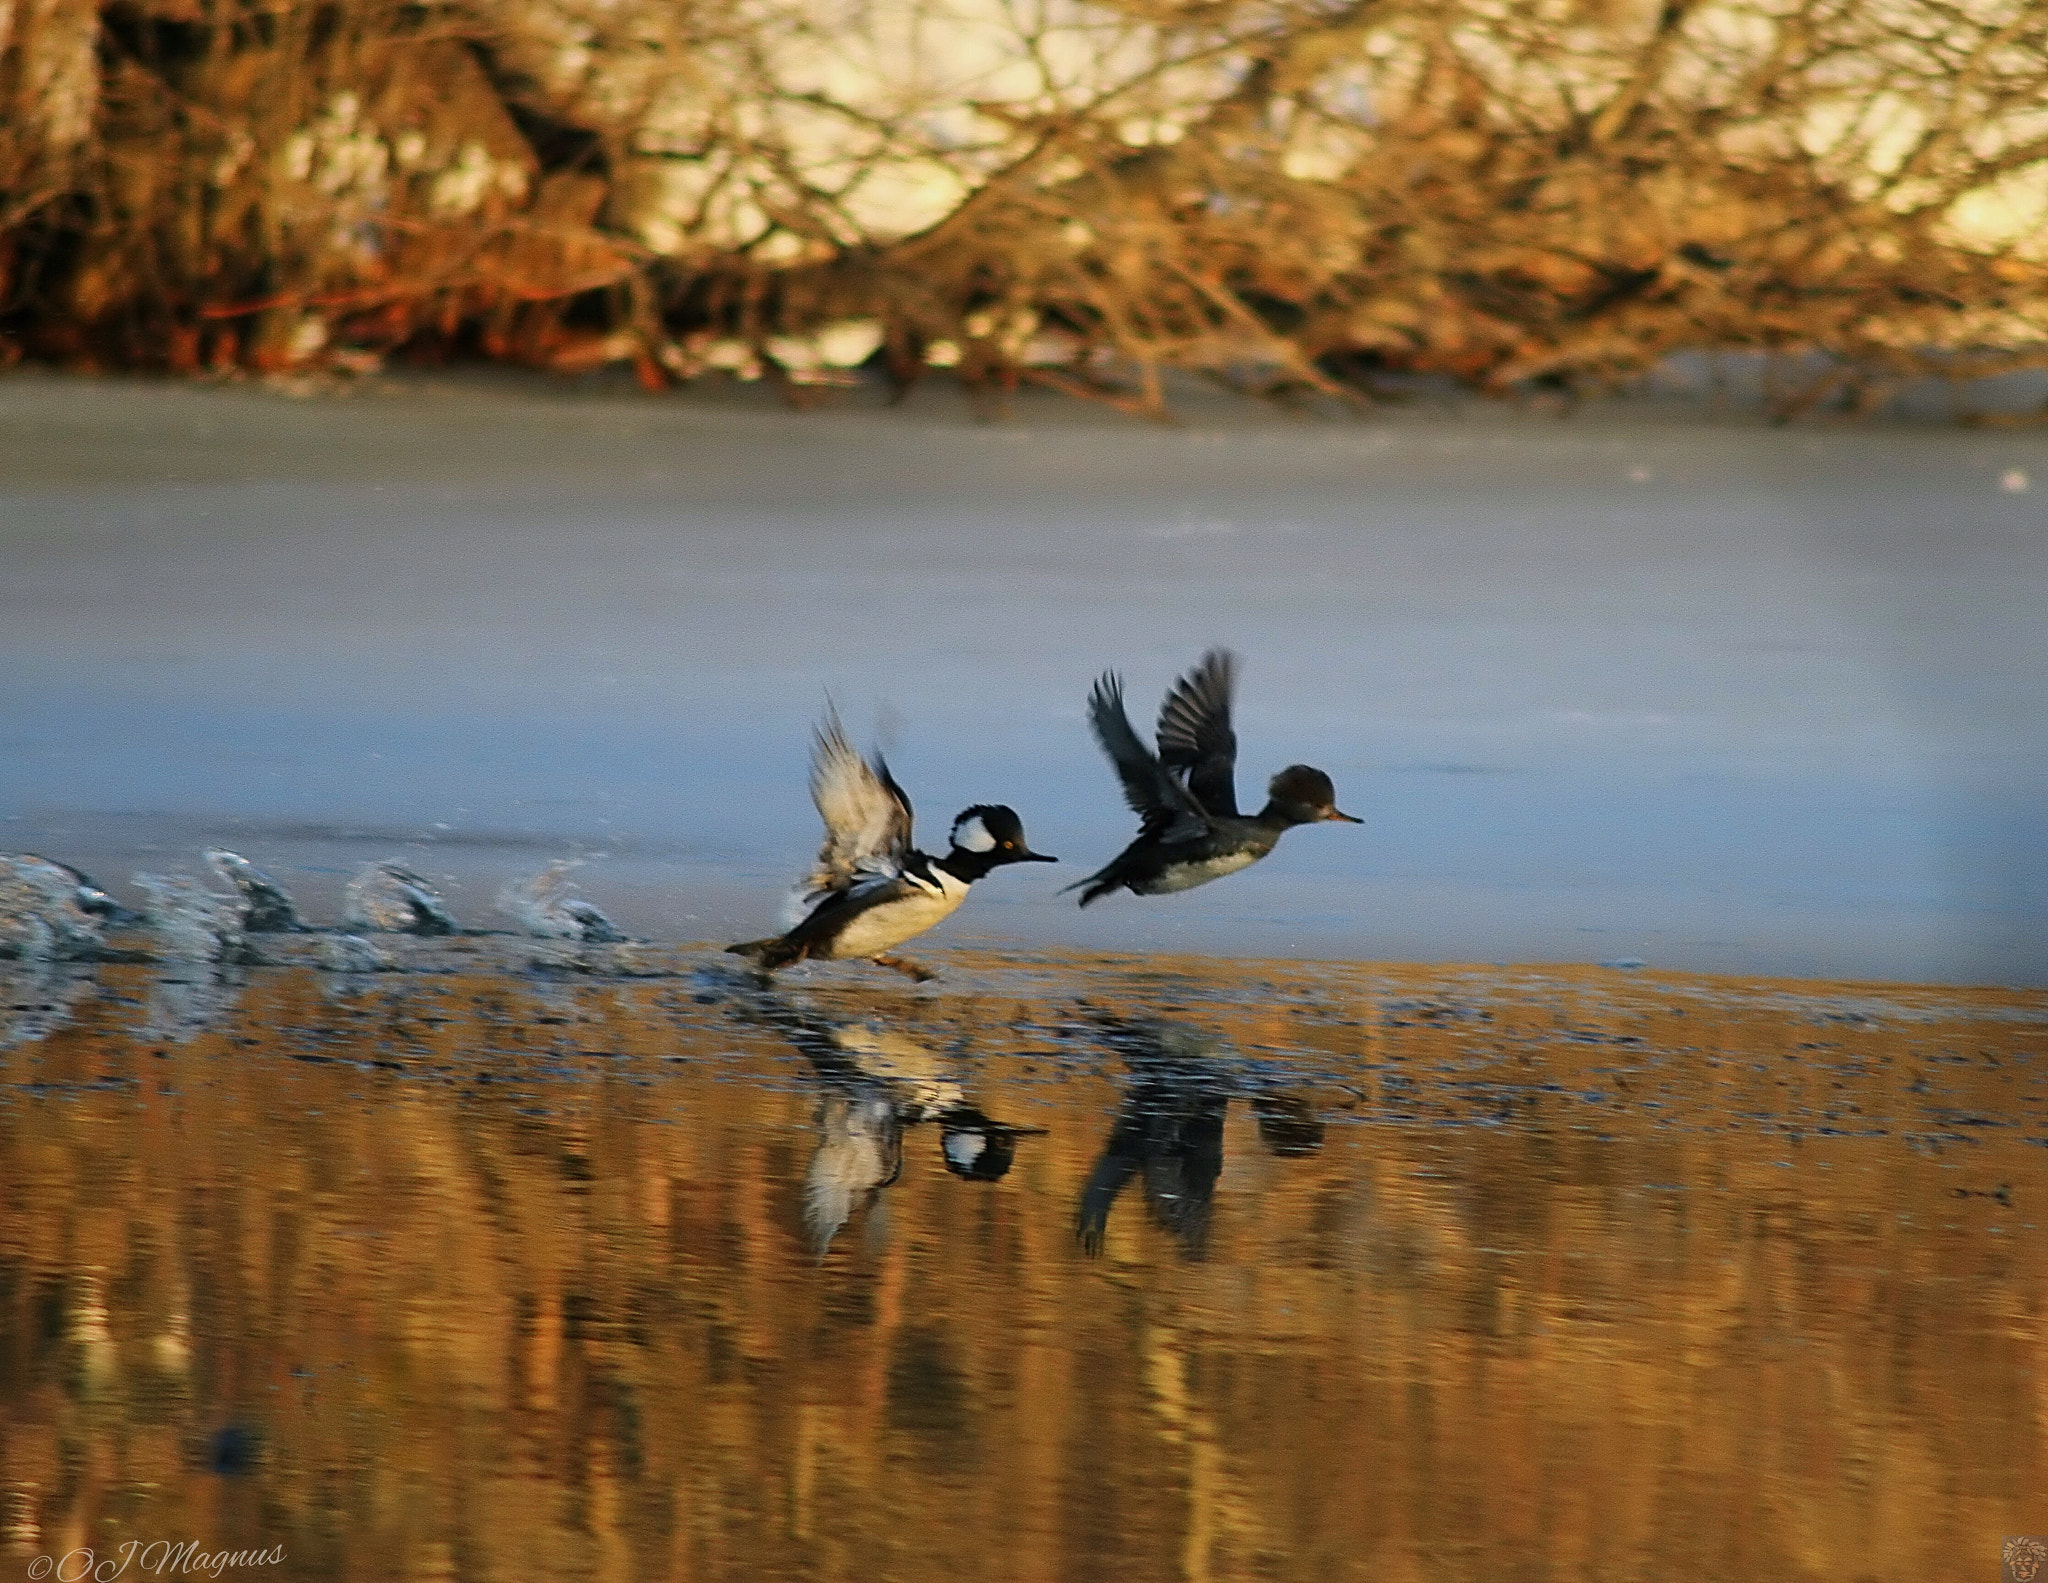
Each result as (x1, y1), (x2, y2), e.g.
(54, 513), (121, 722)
(3, 945), (2043, 1579)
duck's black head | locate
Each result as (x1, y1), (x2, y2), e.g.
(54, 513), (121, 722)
(1261, 765), (1362, 828)
(944, 805), (1057, 879)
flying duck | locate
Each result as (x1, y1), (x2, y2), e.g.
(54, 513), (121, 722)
(728, 705), (1054, 980)
(1068, 647), (1359, 906)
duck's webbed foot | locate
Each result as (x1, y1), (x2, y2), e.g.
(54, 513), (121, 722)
(871, 953), (936, 983)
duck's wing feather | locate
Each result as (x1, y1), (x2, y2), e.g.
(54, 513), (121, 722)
(1154, 647), (1240, 818)
(806, 705), (915, 896)
(788, 868), (909, 937)
(1087, 672), (1209, 842)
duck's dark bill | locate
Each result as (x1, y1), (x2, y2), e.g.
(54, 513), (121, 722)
(1324, 808), (1363, 823)
(1020, 849), (1059, 861)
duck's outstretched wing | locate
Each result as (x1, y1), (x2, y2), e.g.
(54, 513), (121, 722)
(806, 705), (915, 897)
(1155, 647), (1240, 818)
(1086, 672), (1208, 841)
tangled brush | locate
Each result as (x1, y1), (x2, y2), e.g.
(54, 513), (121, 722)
(3, 0), (2045, 417)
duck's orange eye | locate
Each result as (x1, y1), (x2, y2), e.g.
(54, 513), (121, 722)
(1002, 841), (1014, 849)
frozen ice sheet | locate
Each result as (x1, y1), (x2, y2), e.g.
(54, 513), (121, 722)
(1, 370), (2042, 983)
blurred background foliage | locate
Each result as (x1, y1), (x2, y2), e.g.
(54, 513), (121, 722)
(2, 0), (2046, 414)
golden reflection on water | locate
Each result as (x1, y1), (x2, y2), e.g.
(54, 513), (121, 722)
(2, 944), (2044, 1581)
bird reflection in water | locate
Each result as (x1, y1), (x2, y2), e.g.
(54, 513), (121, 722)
(746, 999), (1047, 1255)
(1074, 1010), (1325, 1259)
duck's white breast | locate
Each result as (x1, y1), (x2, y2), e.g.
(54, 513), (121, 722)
(1137, 849), (1264, 895)
(821, 872), (970, 959)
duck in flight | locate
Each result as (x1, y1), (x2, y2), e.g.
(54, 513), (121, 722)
(728, 705), (1055, 981)
(1068, 648), (1359, 907)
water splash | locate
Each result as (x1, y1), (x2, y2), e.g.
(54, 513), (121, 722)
(343, 861), (457, 935)
(204, 849), (307, 932)
(317, 933), (400, 974)
(496, 860), (623, 942)
(132, 873), (247, 963)
(0, 854), (112, 959)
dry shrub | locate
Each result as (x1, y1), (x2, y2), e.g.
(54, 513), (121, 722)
(2, 0), (2046, 415)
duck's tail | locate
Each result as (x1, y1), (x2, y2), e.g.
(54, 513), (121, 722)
(1059, 866), (1124, 908)
(726, 935), (808, 973)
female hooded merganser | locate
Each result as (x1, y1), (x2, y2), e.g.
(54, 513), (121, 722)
(1068, 648), (1359, 906)
(728, 705), (1055, 981)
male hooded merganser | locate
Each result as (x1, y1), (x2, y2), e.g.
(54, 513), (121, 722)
(728, 705), (1055, 981)
(1068, 647), (1359, 906)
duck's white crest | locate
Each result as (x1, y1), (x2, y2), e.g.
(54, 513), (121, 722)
(944, 1132), (988, 1171)
(950, 813), (995, 853)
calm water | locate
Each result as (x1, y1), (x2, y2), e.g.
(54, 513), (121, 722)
(3, 943), (2043, 1580)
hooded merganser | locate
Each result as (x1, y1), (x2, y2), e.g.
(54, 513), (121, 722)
(1067, 648), (1360, 906)
(727, 705), (1056, 981)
